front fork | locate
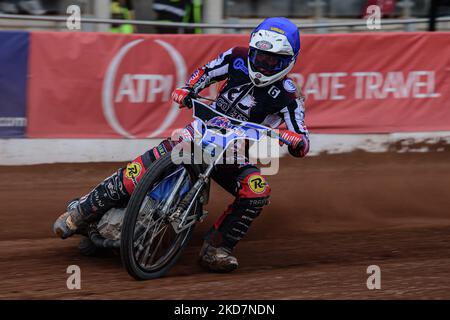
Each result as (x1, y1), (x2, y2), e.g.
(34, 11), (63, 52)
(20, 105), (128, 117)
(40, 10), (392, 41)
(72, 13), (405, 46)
(168, 140), (232, 234)
(168, 161), (214, 234)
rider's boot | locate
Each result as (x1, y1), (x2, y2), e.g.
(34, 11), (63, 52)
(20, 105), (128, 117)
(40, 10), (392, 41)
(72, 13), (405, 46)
(199, 177), (270, 272)
(198, 241), (239, 272)
(53, 169), (130, 239)
(53, 199), (88, 239)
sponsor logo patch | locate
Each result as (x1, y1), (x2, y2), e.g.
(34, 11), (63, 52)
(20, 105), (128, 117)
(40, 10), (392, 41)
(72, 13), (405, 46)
(255, 40), (273, 50)
(125, 162), (142, 180)
(232, 58), (249, 75)
(216, 83), (254, 119)
(157, 144), (167, 156)
(283, 78), (297, 93)
(248, 175), (267, 194)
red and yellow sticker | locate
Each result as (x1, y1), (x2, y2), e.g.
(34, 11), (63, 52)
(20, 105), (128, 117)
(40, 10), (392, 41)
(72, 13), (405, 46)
(125, 162), (142, 180)
(248, 175), (267, 194)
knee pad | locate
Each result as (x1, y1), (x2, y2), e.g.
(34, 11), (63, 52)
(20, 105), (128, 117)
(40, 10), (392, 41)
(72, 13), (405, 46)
(237, 172), (271, 213)
(122, 156), (147, 195)
(122, 139), (177, 194)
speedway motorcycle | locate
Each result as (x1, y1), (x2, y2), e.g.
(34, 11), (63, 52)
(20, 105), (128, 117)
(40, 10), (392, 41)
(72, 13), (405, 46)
(79, 95), (292, 280)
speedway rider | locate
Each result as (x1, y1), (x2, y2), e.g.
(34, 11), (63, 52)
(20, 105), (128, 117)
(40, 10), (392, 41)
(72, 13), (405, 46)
(54, 17), (310, 273)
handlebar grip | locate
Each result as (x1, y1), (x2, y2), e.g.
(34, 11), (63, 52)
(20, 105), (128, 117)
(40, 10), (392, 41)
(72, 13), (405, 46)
(279, 136), (293, 146)
(267, 131), (292, 146)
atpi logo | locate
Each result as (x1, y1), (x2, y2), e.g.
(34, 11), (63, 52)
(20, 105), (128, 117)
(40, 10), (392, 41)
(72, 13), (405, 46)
(102, 39), (187, 138)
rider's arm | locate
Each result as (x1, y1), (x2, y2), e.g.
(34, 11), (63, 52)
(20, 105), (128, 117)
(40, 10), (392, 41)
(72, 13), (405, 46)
(280, 95), (310, 158)
(185, 47), (234, 94)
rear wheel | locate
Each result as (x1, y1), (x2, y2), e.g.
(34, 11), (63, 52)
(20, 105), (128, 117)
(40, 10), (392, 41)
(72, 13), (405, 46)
(120, 153), (200, 280)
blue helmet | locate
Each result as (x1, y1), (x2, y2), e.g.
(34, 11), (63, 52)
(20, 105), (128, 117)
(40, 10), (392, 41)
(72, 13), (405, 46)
(248, 17), (300, 87)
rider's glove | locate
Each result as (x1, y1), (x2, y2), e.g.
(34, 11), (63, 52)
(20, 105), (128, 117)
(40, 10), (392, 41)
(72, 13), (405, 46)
(279, 129), (309, 158)
(171, 87), (194, 109)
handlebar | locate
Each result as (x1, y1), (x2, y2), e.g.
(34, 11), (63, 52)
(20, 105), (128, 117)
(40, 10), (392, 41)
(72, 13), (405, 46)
(187, 93), (295, 147)
(193, 93), (215, 103)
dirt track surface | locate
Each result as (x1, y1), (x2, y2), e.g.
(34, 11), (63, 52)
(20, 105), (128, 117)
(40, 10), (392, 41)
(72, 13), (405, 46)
(1, 151), (450, 299)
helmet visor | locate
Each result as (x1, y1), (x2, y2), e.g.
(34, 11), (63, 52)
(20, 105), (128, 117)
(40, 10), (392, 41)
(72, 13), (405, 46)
(249, 47), (292, 77)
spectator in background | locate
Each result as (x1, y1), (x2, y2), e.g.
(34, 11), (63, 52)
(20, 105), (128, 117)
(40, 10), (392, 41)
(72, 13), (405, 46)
(152, 0), (202, 34)
(111, 0), (135, 34)
(0, 0), (47, 15)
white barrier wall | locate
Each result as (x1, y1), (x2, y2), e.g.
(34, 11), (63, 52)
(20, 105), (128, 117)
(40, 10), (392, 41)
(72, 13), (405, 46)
(1, 132), (450, 165)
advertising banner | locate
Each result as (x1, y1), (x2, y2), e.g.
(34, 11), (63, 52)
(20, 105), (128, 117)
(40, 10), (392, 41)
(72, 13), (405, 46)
(26, 32), (450, 138)
(0, 31), (29, 137)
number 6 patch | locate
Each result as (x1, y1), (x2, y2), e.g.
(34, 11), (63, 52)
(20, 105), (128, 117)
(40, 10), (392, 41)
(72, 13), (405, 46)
(268, 86), (281, 98)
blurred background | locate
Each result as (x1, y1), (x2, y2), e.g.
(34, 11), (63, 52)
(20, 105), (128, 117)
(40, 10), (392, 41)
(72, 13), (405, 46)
(0, 0), (450, 33)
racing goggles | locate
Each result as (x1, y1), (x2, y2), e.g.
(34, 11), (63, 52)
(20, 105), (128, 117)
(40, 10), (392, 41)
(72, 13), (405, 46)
(249, 47), (293, 76)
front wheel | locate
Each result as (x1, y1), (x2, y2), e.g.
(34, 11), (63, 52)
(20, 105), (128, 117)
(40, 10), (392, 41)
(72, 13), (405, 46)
(120, 153), (200, 280)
